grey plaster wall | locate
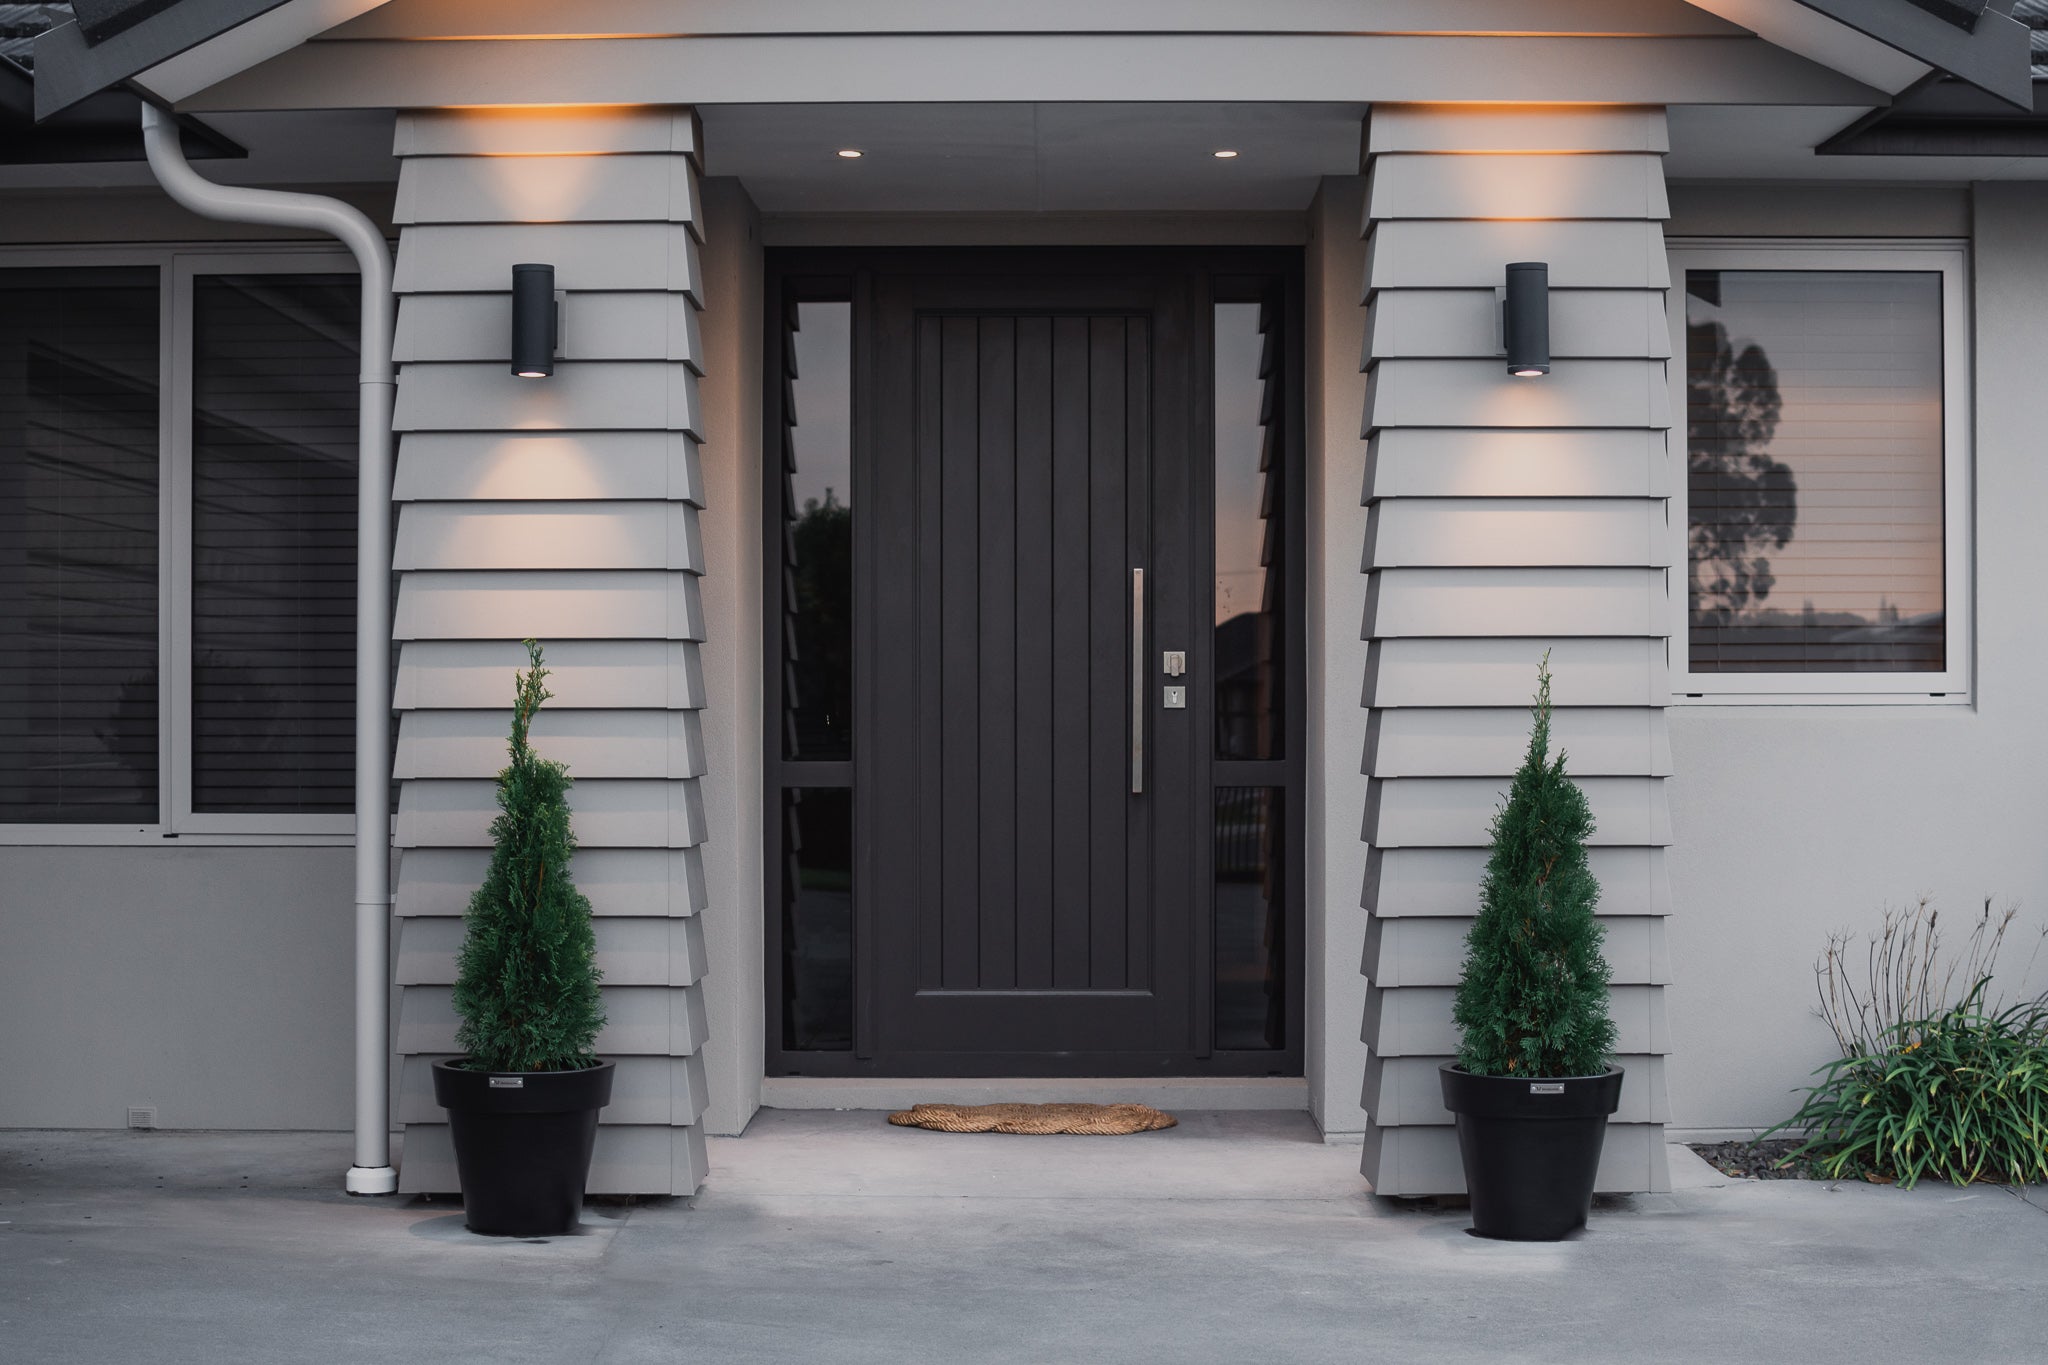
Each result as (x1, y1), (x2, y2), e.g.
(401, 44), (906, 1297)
(0, 846), (355, 1129)
(693, 176), (767, 1137)
(1661, 182), (2048, 1137)
(1304, 176), (1375, 1138)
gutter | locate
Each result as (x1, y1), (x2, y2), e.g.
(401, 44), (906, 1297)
(140, 101), (399, 1197)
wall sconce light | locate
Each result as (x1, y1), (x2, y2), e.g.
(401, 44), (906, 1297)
(511, 263), (557, 379)
(1502, 261), (1550, 378)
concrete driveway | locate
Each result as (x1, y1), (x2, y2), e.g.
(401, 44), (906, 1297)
(4, 1111), (2043, 1364)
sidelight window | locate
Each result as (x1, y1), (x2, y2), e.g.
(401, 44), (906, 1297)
(770, 287), (857, 1052)
(1667, 242), (1971, 703)
(1210, 283), (1298, 1054)
(0, 248), (362, 840)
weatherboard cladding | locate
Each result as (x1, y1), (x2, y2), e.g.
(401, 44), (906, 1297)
(1358, 104), (1675, 1198)
(388, 106), (710, 1198)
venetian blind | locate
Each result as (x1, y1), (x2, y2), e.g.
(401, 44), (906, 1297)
(189, 273), (360, 813)
(1685, 269), (1945, 674)
(0, 267), (161, 823)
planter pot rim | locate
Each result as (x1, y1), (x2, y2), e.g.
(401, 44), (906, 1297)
(433, 1057), (614, 1116)
(1440, 1063), (1624, 1083)
(1439, 1062), (1624, 1122)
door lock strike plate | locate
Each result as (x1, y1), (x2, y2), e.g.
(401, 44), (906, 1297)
(1163, 685), (1187, 709)
(1162, 650), (1186, 677)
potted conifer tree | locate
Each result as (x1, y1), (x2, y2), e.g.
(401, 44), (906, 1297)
(1439, 655), (1623, 1241)
(433, 641), (612, 1237)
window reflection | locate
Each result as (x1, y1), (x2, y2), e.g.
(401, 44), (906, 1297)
(1213, 300), (1282, 758)
(1214, 786), (1283, 1051)
(1686, 270), (1944, 673)
(0, 267), (160, 823)
(191, 274), (360, 813)
(782, 787), (853, 1051)
(784, 301), (853, 759)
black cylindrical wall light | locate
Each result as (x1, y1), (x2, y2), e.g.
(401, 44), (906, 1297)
(510, 263), (557, 378)
(1503, 261), (1550, 378)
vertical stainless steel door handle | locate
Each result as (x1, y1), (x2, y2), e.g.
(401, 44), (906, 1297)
(1131, 567), (1144, 794)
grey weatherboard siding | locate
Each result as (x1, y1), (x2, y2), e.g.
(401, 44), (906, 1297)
(1358, 105), (1675, 1196)
(387, 107), (712, 1197)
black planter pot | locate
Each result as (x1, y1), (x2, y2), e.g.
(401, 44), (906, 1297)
(1438, 1064), (1624, 1241)
(433, 1059), (615, 1237)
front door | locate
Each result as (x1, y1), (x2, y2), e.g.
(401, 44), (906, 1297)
(766, 248), (1302, 1078)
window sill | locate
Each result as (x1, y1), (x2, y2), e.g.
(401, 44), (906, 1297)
(1669, 692), (1972, 708)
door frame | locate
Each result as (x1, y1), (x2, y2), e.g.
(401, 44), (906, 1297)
(761, 246), (1306, 1078)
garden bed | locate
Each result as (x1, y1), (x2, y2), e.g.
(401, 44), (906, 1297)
(1689, 1139), (1859, 1182)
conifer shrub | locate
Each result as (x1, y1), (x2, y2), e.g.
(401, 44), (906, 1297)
(1450, 654), (1617, 1078)
(451, 641), (605, 1073)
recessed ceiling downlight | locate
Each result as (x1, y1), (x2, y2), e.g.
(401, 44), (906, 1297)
(1213, 149), (1239, 159)
(837, 148), (865, 159)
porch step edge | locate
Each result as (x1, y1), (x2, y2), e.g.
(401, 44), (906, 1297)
(760, 1076), (1310, 1113)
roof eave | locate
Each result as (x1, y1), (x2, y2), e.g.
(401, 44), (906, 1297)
(1794, 0), (2038, 109)
(32, 0), (292, 120)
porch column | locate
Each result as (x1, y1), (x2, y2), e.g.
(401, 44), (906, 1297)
(386, 108), (711, 1196)
(1358, 105), (1675, 1196)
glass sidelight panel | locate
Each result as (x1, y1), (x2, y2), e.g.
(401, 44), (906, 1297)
(1213, 300), (1282, 760)
(783, 301), (853, 760)
(781, 786), (854, 1051)
(1214, 786), (1284, 1051)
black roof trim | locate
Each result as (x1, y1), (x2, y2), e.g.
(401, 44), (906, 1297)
(1818, 72), (2048, 154)
(1795, 0), (2038, 108)
(72, 0), (185, 45)
(33, 0), (290, 121)
(3, 49), (244, 162)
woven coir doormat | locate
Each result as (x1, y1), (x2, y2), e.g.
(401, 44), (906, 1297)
(886, 1102), (1177, 1135)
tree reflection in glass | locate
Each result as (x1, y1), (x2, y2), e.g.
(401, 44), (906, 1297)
(1685, 270), (1944, 673)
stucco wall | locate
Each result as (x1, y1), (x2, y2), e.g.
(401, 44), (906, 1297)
(1305, 176), (1375, 1137)
(0, 846), (356, 1129)
(694, 175), (768, 1137)
(1663, 182), (2048, 1136)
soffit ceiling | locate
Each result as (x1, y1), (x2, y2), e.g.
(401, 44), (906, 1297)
(700, 103), (1369, 215)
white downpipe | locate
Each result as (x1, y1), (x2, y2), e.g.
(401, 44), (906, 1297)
(141, 104), (399, 1196)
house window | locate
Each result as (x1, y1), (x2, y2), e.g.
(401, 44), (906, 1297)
(0, 248), (361, 840)
(769, 284), (856, 1052)
(1667, 243), (1971, 702)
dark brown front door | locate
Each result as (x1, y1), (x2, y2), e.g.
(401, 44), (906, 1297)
(766, 249), (1303, 1078)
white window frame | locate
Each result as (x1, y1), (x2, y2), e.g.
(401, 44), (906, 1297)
(1665, 238), (1973, 706)
(1, 243), (363, 846)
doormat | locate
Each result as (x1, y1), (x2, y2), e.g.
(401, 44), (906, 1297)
(886, 1102), (1177, 1135)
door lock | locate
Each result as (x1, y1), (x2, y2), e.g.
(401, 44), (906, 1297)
(1163, 685), (1187, 709)
(1162, 650), (1186, 677)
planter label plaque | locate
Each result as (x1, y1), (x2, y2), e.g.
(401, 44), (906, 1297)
(489, 1076), (525, 1089)
(1529, 1083), (1564, 1095)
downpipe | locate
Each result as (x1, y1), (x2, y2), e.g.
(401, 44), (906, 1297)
(141, 105), (399, 1196)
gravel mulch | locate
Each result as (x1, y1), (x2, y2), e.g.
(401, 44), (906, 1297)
(1689, 1138), (1857, 1182)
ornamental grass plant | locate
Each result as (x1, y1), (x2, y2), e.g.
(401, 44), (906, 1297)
(1450, 654), (1617, 1078)
(450, 640), (605, 1074)
(1770, 900), (2048, 1188)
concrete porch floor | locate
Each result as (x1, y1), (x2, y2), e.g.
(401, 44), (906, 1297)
(4, 1112), (2045, 1364)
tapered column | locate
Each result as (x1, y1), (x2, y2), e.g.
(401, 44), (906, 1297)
(386, 108), (710, 1196)
(1359, 105), (1675, 1196)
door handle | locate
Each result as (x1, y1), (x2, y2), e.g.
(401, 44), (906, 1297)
(1131, 567), (1145, 795)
